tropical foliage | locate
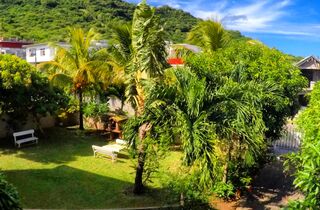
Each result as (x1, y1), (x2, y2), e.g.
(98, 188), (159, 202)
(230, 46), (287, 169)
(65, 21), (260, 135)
(0, 54), (68, 132)
(186, 42), (306, 140)
(0, 0), (195, 43)
(127, 65), (267, 201)
(40, 27), (111, 130)
(125, 38), (306, 201)
(120, 0), (170, 194)
(0, 0), (308, 207)
(186, 20), (230, 53)
(0, 173), (21, 210)
(83, 102), (109, 118)
(284, 82), (320, 209)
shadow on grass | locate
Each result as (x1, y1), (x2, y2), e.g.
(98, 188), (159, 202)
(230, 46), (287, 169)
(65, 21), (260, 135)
(3, 165), (180, 209)
(237, 160), (297, 209)
(0, 127), (118, 164)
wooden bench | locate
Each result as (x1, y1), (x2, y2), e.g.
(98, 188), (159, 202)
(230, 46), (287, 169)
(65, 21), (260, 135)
(13, 129), (38, 148)
(92, 145), (118, 162)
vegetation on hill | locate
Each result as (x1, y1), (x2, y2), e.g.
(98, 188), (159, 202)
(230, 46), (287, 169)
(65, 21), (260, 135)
(0, 0), (247, 43)
(0, 0), (193, 42)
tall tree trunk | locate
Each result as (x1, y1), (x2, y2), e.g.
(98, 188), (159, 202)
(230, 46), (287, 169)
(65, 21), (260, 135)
(120, 96), (124, 111)
(78, 89), (84, 130)
(133, 122), (151, 194)
(223, 143), (232, 184)
(133, 146), (146, 194)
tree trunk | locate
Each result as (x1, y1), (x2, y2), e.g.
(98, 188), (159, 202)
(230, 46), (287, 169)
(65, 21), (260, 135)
(78, 90), (84, 130)
(133, 148), (146, 194)
(223, 144), (232, 184)
(33, 114), (44, 135)
(133, 122), (152, 195)
(120, 96), (124, 111)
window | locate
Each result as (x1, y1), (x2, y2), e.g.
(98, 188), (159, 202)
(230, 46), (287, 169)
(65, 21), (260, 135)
(29, 49), (36, 57)
(40, 48), (46, 56)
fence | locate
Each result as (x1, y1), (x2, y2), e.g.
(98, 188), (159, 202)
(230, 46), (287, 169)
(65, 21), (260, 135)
(272, 123), (301, 152)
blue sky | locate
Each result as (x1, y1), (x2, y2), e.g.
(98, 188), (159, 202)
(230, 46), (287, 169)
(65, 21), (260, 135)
(125, 0), (320, 57)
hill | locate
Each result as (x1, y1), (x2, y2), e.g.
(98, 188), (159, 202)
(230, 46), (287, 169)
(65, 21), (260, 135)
(0, 0), (196, 42)
(0, 0), (247, 43)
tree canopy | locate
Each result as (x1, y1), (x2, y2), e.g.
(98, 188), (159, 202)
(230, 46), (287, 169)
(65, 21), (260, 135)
(40, 27), (111, 130)
(186, 41), (307, 140)
(186, 20), (230, 53)
(0, 54), (68, 131)
(124, 40), (306, 201)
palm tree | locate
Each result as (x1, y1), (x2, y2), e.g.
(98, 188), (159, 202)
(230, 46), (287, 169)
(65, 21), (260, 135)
(108, 0), (169, 194)
(126, 65), (271, 195)
(130, 0), (170, 194)
(40, 27), (112, 130)
(186, 20), (229, 54)
(106, 1), (169, 194)
(108, 24), (132, 68)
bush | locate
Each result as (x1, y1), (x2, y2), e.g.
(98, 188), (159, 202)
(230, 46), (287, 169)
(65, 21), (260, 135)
(83, 102), (109, 118)
(284, 82), (320, 209)
(0, 54), (68, 131)
(162, 169), (211, 204)
(212, 182), (235, 199)
(0, 173), (21, 210)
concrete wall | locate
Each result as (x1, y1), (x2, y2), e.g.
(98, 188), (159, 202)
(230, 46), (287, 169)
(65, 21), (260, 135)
(108, 96), (135, 116)
(0, 114), (56, 139)
(26, 45), (55, 63)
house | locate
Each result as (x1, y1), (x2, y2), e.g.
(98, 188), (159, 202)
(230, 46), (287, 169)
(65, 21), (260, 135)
(0, 37), (33, 59)
(24, 41), (108, 65)
(296, 55), (320, 90)
(24, 42), (68, 64)
(167, 43), (201, 67)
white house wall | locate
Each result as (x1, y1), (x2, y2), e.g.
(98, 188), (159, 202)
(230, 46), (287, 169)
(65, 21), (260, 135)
(25, 46), (55, 63)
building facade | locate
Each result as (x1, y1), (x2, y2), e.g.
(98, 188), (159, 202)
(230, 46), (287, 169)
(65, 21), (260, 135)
(296, 55), (320, 90)
(24, 41), (108, 65)
(24, 43), (69, 64)
(0, 38), (33, 59)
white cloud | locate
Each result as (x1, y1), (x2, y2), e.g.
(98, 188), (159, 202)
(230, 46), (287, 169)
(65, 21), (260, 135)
(127, 0), (320, 38)
(177, 0), (320, 38)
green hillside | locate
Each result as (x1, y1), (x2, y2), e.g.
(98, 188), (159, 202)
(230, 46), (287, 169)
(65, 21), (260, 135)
(0, 0), (199, 42)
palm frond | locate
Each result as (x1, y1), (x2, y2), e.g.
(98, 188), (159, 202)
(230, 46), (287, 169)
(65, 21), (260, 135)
(187, 20), (229, 53)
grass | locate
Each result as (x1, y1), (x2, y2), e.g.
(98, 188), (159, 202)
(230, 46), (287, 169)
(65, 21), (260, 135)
(0, 127), (182, 209)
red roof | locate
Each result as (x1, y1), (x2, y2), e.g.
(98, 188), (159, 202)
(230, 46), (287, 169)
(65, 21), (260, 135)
(168, 58), (184, 65)
(0, 41), (33, 48)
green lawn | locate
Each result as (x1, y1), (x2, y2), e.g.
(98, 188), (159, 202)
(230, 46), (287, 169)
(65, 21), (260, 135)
(0, 127), (181, 209)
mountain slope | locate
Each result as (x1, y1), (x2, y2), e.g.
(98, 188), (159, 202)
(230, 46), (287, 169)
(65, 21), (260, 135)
(0, 0), (200, 42)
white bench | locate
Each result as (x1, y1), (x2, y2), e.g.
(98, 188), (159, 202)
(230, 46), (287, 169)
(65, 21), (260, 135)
(116, 138), (127, 146)
(92, 145), (118, 162)
(13, 129), (38, 148)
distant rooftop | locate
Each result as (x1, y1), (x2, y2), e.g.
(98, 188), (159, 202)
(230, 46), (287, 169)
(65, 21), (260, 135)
(0, 37), (33, 43)
(24, 40), (108, 48)
(296, 55), (320, 70)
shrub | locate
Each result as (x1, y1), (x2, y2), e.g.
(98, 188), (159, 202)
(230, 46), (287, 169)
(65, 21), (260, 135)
(0, 173), (21, 210)
(83, 102), (109, 118)
(0, 54), (68, 131)
(284, 82), (320, 209)
(212, 181), (235, 199)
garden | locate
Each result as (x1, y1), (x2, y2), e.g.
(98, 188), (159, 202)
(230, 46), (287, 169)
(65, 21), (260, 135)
(0, 127), (182, 209)
(0, 1), (319, 210)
